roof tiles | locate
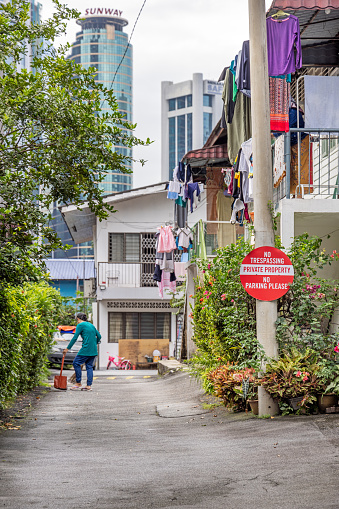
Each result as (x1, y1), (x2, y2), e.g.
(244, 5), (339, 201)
(271, 0), (339, 9)
(184, 145), (228, 162)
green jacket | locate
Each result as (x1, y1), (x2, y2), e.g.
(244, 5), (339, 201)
(67, 321), (101, 357)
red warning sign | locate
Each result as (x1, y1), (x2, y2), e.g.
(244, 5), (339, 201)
(240, 246), (294, 301)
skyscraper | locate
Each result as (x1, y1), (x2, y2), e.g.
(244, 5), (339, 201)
(161, 73), (223, 181)
(6, 0), (42, 71)
(69, 7), (133, 194)
(50, 8), (133, 259)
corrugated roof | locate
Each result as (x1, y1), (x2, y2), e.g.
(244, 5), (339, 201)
(60, 182), (168, 245)
(270, 0), (339, 8)
(45, 259), (96, 280)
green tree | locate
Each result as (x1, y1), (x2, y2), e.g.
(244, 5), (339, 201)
(0, 0), (150, 287)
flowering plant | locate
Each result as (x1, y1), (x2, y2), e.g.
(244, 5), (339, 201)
(205, 364), (258, 411)
(260, 348), (323, 413)
(188, 233), (339, 415)
(277, 234), (339, 357)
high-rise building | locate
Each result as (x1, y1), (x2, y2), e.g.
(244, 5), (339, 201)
(1, 0), (43, 71)
(161, 73), (223, 181)
(68, 7), (133, 194)
(50, 8), (133, 259)
(30, 0), (41, 24)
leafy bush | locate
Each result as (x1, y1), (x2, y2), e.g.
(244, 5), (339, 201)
(189, 237), (263, 381)
(277, 234), (339, 355)
(206, 364), (257, 411)
(260, 348), (323, 413)
(0, 281), (63, 409)
(188, 234), (339, 412)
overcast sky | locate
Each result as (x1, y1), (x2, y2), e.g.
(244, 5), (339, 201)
(41, 0), (273, 188)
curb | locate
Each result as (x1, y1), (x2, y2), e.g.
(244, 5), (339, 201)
(157, 359), (187, 376)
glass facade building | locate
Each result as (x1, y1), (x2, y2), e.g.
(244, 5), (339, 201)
(69, 12), (133, 194)
(161, 74), (223, 181)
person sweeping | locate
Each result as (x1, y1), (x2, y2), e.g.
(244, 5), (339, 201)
(63, 313), (101, 391)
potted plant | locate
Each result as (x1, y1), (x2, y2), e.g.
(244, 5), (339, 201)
(260, 348), (322, 415)
(317, 359), (339, 412)
(206, 364), (256, 412)
(247, 387), (259, 415)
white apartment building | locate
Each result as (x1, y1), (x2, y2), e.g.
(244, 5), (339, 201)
(161, 73), (223, 181)
(61, 183), (206, 368)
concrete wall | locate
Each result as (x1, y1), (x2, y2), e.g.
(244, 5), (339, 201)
(278, 199), (339, 281)
(49, 280), (81, 299)
(186, 263), (198, 359)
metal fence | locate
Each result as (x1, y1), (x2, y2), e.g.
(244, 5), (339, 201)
(273, 128), (339, 203)
(98, 262), (157, 288)
(192, 220), (238, 258)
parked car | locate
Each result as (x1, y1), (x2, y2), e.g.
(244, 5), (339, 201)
(48, 326), (80, 366)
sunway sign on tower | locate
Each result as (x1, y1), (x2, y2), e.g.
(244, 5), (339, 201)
(84, 8), (123, 16)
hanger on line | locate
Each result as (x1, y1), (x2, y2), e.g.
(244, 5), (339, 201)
(271, 10), (290, 19)
(158, 221), (173, 229)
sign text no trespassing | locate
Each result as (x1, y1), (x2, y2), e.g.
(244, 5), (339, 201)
(240, 246), (294, 301)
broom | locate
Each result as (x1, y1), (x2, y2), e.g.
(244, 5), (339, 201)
(69, 364), (85, 383)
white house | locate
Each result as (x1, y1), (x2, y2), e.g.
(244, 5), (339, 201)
(61, 182), (206, 368)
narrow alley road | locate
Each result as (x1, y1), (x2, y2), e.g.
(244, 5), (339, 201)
(0, 371), (338, 508)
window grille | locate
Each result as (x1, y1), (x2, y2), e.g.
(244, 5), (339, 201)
(108, 312), (171, 343)
(108, 233), (140, 262)
(107, 301), (173, 309)
(141, 233), (156, 287)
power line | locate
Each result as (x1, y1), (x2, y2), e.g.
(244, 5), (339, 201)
(101, 0), (147, 108)
(321, 227), (339, 239)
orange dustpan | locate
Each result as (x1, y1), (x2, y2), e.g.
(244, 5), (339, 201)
(54, 353), (68, 390)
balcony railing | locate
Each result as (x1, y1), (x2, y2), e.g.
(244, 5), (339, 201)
(98, 262), (157, 288)
(274, 128), (339, 203)
(192, 220), (238, 259)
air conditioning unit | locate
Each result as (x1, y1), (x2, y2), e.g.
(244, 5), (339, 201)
(84, 278), (97, 297)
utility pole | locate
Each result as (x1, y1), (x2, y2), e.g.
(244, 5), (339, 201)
(83, 255), (86, 314)
(248, 0), (279, 416)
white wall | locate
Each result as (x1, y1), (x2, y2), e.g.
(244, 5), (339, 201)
(311, 141), (339, 199)
(94, 189), (186, 368)
(278, 199), (339, 251)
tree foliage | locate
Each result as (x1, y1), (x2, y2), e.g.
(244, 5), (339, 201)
(0, 0), (150, 285)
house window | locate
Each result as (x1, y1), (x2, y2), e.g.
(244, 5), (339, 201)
(177, 96), (186, 109)
(168, 98), (176, 111)
(321, 136), (338, 158)
(203, 112), (213, 145)
(108, 233), (140, 262)
(177, 114), (186, 163)
(203, 94), (213, 107)
(108, 312), (171, 343)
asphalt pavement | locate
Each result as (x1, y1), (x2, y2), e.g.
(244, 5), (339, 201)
(0, 370), (338, 508)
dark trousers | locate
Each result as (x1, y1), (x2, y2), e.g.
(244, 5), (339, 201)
(73, 355), (96, 386)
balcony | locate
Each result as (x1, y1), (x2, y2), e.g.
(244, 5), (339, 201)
(273, 128), (339, 204)
(98, 262), (157, 289)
